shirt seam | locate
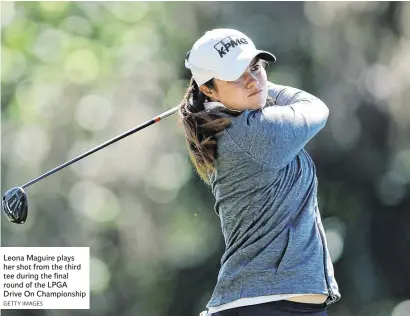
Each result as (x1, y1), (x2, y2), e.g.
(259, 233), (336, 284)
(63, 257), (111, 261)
(224, 124), (283, 170)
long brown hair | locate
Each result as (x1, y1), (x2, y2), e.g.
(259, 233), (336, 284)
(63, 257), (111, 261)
(178, 78), (240, 184)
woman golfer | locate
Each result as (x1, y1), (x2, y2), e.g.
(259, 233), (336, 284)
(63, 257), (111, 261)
(179, 29), (340, 316)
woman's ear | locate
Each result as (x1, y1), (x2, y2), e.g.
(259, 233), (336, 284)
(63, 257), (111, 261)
(199, 85), (216, 100)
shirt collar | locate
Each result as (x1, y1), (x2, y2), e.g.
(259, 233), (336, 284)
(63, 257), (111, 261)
(204, 101), (242, 113)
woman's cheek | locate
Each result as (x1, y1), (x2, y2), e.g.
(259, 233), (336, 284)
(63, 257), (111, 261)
(259, 68), (268, 83)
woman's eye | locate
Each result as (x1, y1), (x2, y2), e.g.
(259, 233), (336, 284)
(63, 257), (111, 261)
(251, 65), (260, 72)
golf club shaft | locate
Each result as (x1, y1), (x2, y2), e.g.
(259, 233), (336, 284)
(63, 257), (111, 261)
(21, 107), (179, 189)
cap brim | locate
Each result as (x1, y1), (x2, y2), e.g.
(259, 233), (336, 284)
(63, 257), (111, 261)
(215, 49), (276, 82)
(256, 50), (276, 63)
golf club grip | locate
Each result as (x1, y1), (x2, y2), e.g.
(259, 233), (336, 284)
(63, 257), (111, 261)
(21, 107), (179, 189)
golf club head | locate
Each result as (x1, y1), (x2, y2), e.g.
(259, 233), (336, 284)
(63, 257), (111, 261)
(2, 187), (28, 224)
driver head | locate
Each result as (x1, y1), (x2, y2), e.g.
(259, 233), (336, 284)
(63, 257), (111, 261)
(2, 187), (28, 224)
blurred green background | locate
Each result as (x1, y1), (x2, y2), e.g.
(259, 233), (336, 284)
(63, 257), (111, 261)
(1, 1), (410, 316)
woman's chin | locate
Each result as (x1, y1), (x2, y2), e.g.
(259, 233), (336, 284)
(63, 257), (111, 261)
(247, 104), (264, 111)
(253, 99), (267, 109)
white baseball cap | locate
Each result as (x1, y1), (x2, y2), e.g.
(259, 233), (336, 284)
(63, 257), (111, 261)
(185, 28), (276, 86)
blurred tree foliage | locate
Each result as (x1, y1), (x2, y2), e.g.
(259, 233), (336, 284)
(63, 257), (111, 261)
(1, 2), (410, 316)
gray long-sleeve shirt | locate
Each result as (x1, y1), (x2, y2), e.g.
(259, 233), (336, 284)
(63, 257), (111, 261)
(206, 83), (341, 308)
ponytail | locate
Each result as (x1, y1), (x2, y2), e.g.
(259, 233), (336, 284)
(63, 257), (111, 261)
(178, 78), (239, 184)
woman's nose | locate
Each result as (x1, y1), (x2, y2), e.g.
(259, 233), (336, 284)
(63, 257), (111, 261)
(245, 71), (259, 88)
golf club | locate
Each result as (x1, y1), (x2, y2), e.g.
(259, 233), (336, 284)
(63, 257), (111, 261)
(2, 106), (179, 224)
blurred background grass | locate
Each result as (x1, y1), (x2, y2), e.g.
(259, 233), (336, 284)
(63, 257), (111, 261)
(1, 2), (410, 316)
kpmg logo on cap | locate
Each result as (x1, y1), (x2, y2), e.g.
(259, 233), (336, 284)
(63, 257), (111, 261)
(214, 36), (249, 58)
